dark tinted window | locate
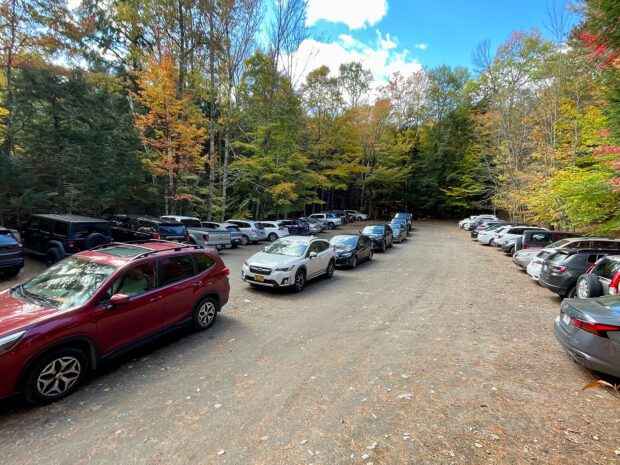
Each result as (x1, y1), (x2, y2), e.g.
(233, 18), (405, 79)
(572, 241), (591, 248)
(592, 241), (620, 250)
(180, 219), (201, 228)
(159, 224), (186, 235)
(595, 258), (619, 278)
(528, 232), (551, 244)
(194, 253), (215, 273)
(107, 262), (158, 299)
(53, 221), (68, 236)
(161, 255), (195, 285)
(39, 218), (52, 233)
(72, 222), (110, 236)
(27, 217), (40, 230)
(587, 254), (604, 264)
(316, 241), (329, 252)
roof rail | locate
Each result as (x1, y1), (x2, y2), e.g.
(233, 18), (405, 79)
(88, 239), (208, 260)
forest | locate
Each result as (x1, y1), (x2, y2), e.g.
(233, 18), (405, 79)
(0, 0), (618, 232)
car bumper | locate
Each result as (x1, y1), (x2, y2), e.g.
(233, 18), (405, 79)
(241, 265), (294, 287)
(0, 257), (24, 270)
(527, 262), (542, 280)
(335, 254), (354, 266)
(512, 255), (531, 269)
(539, 272), (573, 296)
(554, 315), (620, 378)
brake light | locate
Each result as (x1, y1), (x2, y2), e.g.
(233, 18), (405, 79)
(152, 233), (161, 240)
(66, 240), (76, 249)
(573, 318), (620, 337)
(523, 244), (532, 249)
(549, 265), (568, 272)
(609, 272), (620, 295)
(222, 267), (230, 276)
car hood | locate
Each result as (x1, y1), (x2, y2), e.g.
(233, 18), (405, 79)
(562, 296), (620, 325)
(0, 288), (51, 336)
(247, 252), (299, 268)
(333, 247), (354, 255)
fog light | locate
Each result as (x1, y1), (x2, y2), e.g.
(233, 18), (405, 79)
(282, 278), (289, 285)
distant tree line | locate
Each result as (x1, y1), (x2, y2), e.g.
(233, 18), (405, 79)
(0, 0), (618, 232)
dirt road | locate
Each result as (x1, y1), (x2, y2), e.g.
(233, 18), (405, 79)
(1, 221), (618, 464)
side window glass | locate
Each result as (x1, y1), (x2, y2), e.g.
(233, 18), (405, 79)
(39, 218), (52, 233)
(138, 220), (157, 234)
(195, 253), (215, 273)
(104, 261), (158, 301)
(27, 217), (40, 230)
(161, 255), (195, 285)
(53, 221), (68, 236)
(308, 242), (320, 255)
(586, 254), (599, 264)
(317, 241), (329, 252)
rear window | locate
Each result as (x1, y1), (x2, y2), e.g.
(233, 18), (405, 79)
(161, 255), (195, 285)
(194, 253), (215, 273)
(53, 221), (68, 236)
(548, 253), (569, 264)
(225, 226), (240, 232)
(527, 232), (551, 244)
(549, 238), (573, 248)
(180, 219), (201, 228)
(72, 222), (111, 237)
(159, 224), (186, 235)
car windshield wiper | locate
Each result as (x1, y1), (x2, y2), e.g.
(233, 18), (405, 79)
(20, 287), (59, 307)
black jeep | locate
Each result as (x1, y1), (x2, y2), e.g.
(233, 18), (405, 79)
(21, 214), (112, 265)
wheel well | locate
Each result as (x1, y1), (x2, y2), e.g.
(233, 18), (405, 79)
(198, 292), (221, 310)
(18, 337), (98, 390)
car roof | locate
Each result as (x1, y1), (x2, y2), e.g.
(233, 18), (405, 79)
(112, 214), (182, 224)
(279, 235), (322, 243)
(162, 215), (199, 220)
(77, 242), (208, 266)
(33, 214), (107, 223)
(331, 234), (359, 239)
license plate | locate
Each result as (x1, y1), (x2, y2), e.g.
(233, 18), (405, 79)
(255, 275), (264, 282)
(562, 313), (571, 326)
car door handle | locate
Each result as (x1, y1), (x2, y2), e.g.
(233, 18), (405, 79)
(192, 281), (203, 287)
(150, 296), (163, 302)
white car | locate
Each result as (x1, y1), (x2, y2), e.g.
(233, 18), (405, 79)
(477, 225), (512, 245)
(242, 236), (337, 292)
(345, 210), (368, 221)
(309, 213), (342, 229)
(461, 214), (497, 229)
(527, 237), (620, 281)
(225, 219), (268, 244)
(494, 226), (546, 247)
(259, 221), (290, 242)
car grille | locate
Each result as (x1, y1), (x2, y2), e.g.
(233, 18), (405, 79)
(250, 266), (272, 275)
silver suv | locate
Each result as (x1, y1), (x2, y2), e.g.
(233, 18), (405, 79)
(225, 219), (267, 244)
(309, 213), (342, 229)
(242, 236), (336, 292)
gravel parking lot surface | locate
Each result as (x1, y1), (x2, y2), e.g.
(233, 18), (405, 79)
(1, 221), (618, 464)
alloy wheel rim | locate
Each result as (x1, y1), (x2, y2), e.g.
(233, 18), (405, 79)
(296, 272), (305, 288)
(577, 279), (588, 298)
(198, 301), (216, 327)
(37, 356), (81, 397)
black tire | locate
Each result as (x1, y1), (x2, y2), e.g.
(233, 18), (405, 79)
(24, 348), (89, 405)
(327, 222), (335, 230)
(45, 247), (62, 266)
(388, 238), (393, 248)
(489, 239), (495, 247)
(83, 232), (107, 250)
(566, 286), (577, 298)
(268, 233), (278, 242)
(293, 268), (306, 292)
(576, 274), (602, 299)
(193, 296), (219, 330)
(241, 234), (250, 245)
(3, 267), (20, 277)
(325, 260), (335, 278)
(381, 241), (386, 252)
(350, 255), (358, 269)
(367, 250), (373, 261)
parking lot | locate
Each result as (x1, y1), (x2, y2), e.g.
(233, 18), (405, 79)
(1, 220), (618, 465)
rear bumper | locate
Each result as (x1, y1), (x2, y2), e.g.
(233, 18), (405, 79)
(539, 273), (573, 296)
(554, 316), (620, 378)
(0, 257), (24, 270)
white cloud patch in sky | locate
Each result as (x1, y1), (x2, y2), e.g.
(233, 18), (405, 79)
(286, 32), (422, 90)
(414, 43), (428, 50)
(306, 0), (388, 30)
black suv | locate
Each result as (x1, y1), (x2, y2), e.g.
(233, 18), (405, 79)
(538, 248), (618, 298)
(21, 214), (112, 265)
(109, 215), (188, 243)
(0, 226), (24, 277)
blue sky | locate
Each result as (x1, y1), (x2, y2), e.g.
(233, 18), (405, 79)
(291, 0), (580, 86)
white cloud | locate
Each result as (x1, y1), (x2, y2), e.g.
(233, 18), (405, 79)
(285, 34), (422, 90)
(413, 43), (428, 50)
(306, 0), (388, 29)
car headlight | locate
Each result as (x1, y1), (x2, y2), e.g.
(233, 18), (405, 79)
(341, 252), (353, 257)
(275, 265), (294, 272)
(0, 331), (27, 355)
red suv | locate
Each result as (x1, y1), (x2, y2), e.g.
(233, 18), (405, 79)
(0, 242), (230, 404)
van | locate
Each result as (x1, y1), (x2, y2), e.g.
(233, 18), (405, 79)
(521, 230), (576, 250)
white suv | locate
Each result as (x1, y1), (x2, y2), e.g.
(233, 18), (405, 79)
(225, 219), (267, 244)
(242, 236), (336, 292)
(259, 221), (290, 242)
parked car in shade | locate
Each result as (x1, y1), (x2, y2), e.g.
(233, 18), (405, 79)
(0, 242), (230, 404)
(160, 215), (231, 250)
(23, 214), (113, 266)
(554, 296), (620, 378)
(460, 214), (497, 230)
(538, 249), (616, 298)
(328, 210), (355, 223)
(300, 217), (326, 233)
(345, 210), (368, 221)
(259, 221), (290, 242)
(361, 224), (394, 252)
(390, 217), (410, 235)
(389, 222), (408, 243)
(477, 224), (513, 245)
(471, 220), (506, 239)
(0, 227), (24, 277)
(278, 219), (310, 236)
(494, 226), (546, 248)
(393, 212), (412, 231)
(109, 215), (187, 244)
(330, 234), (373, 268)
(575, 255), (620, 298)
(309, 213), (342, 229)
(521, 230), (576, 250)
(224, 219), (267, 244)
(527, 237), (620, 280)
(241, 236), (336, 292)
(201, 222), (243, 248)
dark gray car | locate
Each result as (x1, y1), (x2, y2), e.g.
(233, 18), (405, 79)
(554, 296), (620, 378)
(389, 222), (407, 243)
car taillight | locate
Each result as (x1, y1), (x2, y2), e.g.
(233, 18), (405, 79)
(549, 264), (567, 272)
(222, 267), (230, 276)
(152, 233), (161, 240)
(573, 318), (620, 338)
(66, 240), (76, 249)
(609, 272), (620, 295)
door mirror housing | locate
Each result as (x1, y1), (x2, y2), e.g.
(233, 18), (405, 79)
(308, 251), (318, 259)
(109, 293), (130, 306)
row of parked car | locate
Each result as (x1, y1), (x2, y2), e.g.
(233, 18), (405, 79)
(0, 210), (371, 277)
(0, 209), (411, 405)
(459, 214), (620, 379)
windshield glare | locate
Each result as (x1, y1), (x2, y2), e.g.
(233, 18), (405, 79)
(21, 257), (117, 309)
(264, 240), (307, 257)
(331, 236), (358, 248)
(363, 226), (384, 235)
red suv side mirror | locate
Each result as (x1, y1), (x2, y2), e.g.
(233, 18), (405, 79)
(109, 294), (130, 306)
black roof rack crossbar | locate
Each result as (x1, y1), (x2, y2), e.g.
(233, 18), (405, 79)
(88, 239), (206, 260)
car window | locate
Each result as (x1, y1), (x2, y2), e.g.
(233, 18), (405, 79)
(179, 218), (201, 228)
(53, 221), (68, 236)
(194, 253), (215, 273)
(72, 222), (111, 237)
(106, 261), (158, 299)
(586, 254), (602, 264)
(308, 242), (322, 254)
(528, 232), (550, 244)
(160, 255), (195, 285)
(138, 220), (158, 233)
(39, 218), (52, 233)
(159, 224), (186, 235)
(316, 241), (329, 252)
(595, 258), (617, 279)
(595, 241), (620, 250)
(111, 216), (132, 228)
(254, 222), (265, 230)
(27, 217), (40, 230)
(362, 226), (384, 235)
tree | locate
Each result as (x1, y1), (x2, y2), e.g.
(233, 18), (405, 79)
(338, 62), (372, 110)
